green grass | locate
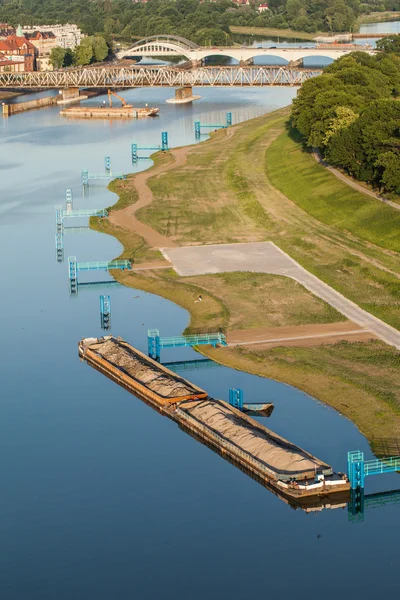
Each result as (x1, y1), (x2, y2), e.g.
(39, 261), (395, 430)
(107, 178), (138, 212)
(229, 25), (320, 41)
(89, 216), (161, 264)
(188, 272), (345, 329)
(201, 340), (400, 442)
(266, 128), (400, 253)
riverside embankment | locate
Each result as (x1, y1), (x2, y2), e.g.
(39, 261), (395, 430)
(91, 107), (400, 445)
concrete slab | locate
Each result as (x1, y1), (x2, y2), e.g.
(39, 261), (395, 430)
(161, 242), (400, 351)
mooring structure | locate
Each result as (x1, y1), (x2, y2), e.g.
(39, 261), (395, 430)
(229, 388), (243, 410)
(148, 328), (227, 361)
(131, 131), (169, 163)
(347, 450), (400, 521)
(68, 256), (132, 294)
(194, 112), (232, 138)
(56, 206), (108, 226)
(100, 295), (111, 330)
(81, 156), (126, 185)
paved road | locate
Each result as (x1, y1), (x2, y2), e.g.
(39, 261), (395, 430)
(162, 242), (400, 350)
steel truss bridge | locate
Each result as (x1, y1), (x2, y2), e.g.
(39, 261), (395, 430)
(0, 65), (321, 89)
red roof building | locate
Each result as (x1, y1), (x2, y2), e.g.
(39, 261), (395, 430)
(0, 33), (38, 71)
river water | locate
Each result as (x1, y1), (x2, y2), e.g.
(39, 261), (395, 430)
(1, 84), (399, 599)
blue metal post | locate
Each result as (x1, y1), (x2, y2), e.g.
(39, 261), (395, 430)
(65, 188), (73, 213)
(348, 487), (365, 522)
(100, 295), (111, 330)
(68, 256), (78, 295)
(161, 131), (168, 151)
(105, 156), (111, 175)
(229, 388), (243, 411)
(348, 451), (365, 490)
(148, 329), (161, 361)
(131, 143), (138, 163)
(55, 232), (64, 263)
(81, 170), (89, 186)
(55, 205), (63, 233)
(194, 121), (201, 139)
(226, 112), (232, 127)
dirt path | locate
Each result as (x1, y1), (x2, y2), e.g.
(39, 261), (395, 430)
(313, 150), (400, 212)
(109, 127), (236, 249)
(109, 146), (191, 248)
(227, 321), (376, 349)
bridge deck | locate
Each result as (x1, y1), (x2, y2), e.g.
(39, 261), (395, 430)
(0, 66), (321, 88)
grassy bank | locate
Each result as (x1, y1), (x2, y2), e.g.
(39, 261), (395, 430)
(90, 108), (400, 443)
(229, 25), (320, 41)
(357, 11), (400, 26)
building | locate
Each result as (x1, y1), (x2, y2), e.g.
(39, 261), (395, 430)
(258, 3), (269, 11)
(0, 56), (24, 72)
(26, 31), (57, 56)
(22, 23), (83, 50)
(0, 27), (38, 71)
(0, 23), (15, 39)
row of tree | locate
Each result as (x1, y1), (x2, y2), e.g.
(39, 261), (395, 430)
(49, 36), (109, 68)
(291, 35), (400, 195)
(1, 0), (400, 42)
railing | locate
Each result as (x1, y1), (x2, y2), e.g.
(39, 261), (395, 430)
(76, 260), (131, 271)
(62, 209), (108, 218)
(364, 456), (400, 476)
(160, 333), (227, 347)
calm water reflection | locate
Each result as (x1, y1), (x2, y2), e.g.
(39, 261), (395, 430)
(1, 87), (399, 599)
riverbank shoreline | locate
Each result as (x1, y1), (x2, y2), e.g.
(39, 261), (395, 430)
(90, 107), (400, 446)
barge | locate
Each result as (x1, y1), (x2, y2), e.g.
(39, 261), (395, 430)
(60, 106), (159, 119)
(79, 336), (350, 505)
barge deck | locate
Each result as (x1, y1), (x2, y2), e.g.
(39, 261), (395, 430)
(60, 106), (159, 119)
(79, 336), (350, 506)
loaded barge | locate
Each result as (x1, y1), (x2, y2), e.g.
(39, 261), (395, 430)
(79, 336), (350, 505)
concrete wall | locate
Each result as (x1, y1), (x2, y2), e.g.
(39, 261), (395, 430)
(2, 95), (56, 116)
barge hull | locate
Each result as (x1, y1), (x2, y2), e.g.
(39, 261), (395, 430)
(79, 336), (350, 506)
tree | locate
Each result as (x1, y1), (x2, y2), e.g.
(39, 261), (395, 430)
(323, 105), (358, 145)
(49, 46), (66, 69)
(74, 39), (94, 66)
(376, 151), (400, 194)
(92, 36), (109, 62)
(376, 34), (400, 54)
(64, 48), (74, 67)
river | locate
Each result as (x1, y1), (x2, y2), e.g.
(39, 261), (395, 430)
(1, 84), (399, 599)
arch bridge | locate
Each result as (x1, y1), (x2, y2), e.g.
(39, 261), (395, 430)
(118, 35), (376, 65)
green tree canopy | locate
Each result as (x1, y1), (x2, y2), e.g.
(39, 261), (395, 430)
(49, 46), (66, 69)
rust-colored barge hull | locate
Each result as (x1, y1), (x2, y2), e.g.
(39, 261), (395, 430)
(79, 336), (350, 507)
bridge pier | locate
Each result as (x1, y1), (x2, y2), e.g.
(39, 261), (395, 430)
(240, 58), (254, 66)
(57, 87), (88, 105)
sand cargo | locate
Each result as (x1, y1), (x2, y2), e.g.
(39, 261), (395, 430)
(79, 336), (350, 506)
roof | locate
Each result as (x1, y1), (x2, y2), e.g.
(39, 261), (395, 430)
(26, 31), (56, 40)
(0, 34), (36, 52)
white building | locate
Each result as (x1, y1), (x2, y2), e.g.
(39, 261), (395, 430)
(22, 23), (84, 49)
(258, 3), (270, 12)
